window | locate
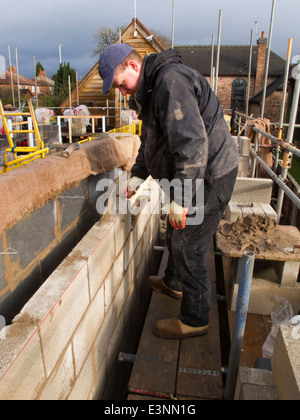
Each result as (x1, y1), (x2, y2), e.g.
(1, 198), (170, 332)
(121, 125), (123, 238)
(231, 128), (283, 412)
(231, 78), (247, 110)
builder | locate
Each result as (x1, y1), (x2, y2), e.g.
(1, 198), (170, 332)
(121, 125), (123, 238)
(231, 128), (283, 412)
(99, 43), (240, 339)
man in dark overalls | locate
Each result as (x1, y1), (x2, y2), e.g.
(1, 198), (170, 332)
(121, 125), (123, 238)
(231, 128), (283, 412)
(99, 44), (240, 339)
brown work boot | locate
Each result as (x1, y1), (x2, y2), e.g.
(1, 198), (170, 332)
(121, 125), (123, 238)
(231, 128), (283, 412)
(153, 318), (209, 339)
(147, 276), (182, 299)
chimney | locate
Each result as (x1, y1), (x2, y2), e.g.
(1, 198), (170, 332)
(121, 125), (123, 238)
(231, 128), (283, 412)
(255, 31), (268, 93)
(38, 70), (46, 78)
(7, 66), (17, 74)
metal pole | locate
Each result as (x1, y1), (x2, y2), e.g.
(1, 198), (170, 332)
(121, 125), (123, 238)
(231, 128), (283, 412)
(171, 0), (175, 49)
(33, 56), (38, 108)
(8, 45), (15, 107)
(251, 149), (300, 210)
(252, 126), (300, 158)
(210, 34), (215, 90)
(68, 75), (72, 110)
(224, 251), (255, 401)
(59, 44), (63, 65)
(215, 10), (222, 95)
(276, 56), (300, 221)
(274, 38), (293, 173)
(15, 46), (21, 108)
(76, 72), (79, 106)
(246, 30), (253, 116)
(261, 0), (276, 118)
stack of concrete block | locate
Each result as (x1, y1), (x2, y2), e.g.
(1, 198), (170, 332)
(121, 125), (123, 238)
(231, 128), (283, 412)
(235, 324), (300, 400)
(225, 177), (277, 223)
(234, 367), (278, 400)
(0, 176), (161, 400)
(272, 325), (300, 400)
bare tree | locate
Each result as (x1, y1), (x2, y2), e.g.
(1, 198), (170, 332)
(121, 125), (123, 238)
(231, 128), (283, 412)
(92, 26), (126, 57)
(92, 25), (171, 58)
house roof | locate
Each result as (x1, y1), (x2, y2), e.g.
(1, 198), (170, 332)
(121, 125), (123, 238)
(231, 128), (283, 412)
(120, 18), (166, 52)
(174, 45), (286, 77)
(0, 67), (35, 86)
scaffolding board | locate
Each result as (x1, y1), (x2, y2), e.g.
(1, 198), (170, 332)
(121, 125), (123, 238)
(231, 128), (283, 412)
(128, 242), (223, 400)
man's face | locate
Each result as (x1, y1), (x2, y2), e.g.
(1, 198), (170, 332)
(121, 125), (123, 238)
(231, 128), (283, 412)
(113, 61), (141, 96)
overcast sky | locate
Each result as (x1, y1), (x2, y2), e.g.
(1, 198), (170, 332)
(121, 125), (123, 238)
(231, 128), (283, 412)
(0, 0), (299, 80)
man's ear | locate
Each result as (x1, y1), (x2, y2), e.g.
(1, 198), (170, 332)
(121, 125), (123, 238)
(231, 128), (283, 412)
(127, 60), (139, 72)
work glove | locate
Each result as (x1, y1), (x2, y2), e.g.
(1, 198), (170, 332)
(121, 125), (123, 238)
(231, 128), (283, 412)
(121, 176), (144, 199)
(163, 201), (189, 230)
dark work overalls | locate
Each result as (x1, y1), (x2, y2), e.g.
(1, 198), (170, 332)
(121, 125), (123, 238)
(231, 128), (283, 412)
(131, 49), (240, 327)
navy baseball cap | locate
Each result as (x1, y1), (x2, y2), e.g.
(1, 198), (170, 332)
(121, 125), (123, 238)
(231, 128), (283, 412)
(98, 43), (134, 94)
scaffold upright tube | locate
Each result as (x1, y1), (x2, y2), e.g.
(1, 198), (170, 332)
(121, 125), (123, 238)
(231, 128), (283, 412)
(224, 251), (255, 400)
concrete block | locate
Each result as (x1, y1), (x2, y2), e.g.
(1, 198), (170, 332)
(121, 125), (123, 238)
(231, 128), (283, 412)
(231, 277), (300, 315)
(241, 205), (254, 218)
(238, 136), (251, 157)
(39, 345), (74, 400)
(68, 352), (94, 400)
(90, 358), (107, 400)
(94, 304), (117, 372)
(104, 252), (124, 312)
(259, 203), (277, 222)
(234, 367), (278, 400)
(106, 306), (125, 375)
(72, 284), (105, 375)
(238, 156), (250, 177)
(58, 179), (89, 233)
(272, 325), (300, 400)
(225, 202), (277, 223)
(252, 203), (267, 218)
(0, 324), (45, 400)
(114, 212), (132, 257)
(5, 200), (56, 269)
(114, 271), (131, 321)
(83, 221), (116, 299)
(123, 230), (136, 272)
(273, 260), (300, 286)
(231, 177), (273, 204)
(225, 202), (242, 222)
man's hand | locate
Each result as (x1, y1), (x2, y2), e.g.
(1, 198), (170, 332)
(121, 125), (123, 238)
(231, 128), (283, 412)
(121, 176), (144, 199)
(163, 201), (189, 230)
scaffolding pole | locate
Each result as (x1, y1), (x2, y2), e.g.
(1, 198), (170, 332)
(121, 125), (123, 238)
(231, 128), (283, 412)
(215, 10), (222, 95)
(261, 0), (276, 119)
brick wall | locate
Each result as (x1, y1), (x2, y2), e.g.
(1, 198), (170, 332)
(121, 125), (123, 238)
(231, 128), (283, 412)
(206, 75), (284, 124)
(0, 176), (161, 400)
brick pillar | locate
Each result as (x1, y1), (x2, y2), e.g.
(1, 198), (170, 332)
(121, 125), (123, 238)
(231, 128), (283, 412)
(255, 31), (267, 93)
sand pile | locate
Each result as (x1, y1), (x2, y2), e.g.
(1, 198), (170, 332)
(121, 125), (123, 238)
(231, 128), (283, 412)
(219, 215), (278, 255)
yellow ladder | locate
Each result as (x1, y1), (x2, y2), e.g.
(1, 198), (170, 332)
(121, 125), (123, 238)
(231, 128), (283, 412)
(0, 99), (48, 173)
